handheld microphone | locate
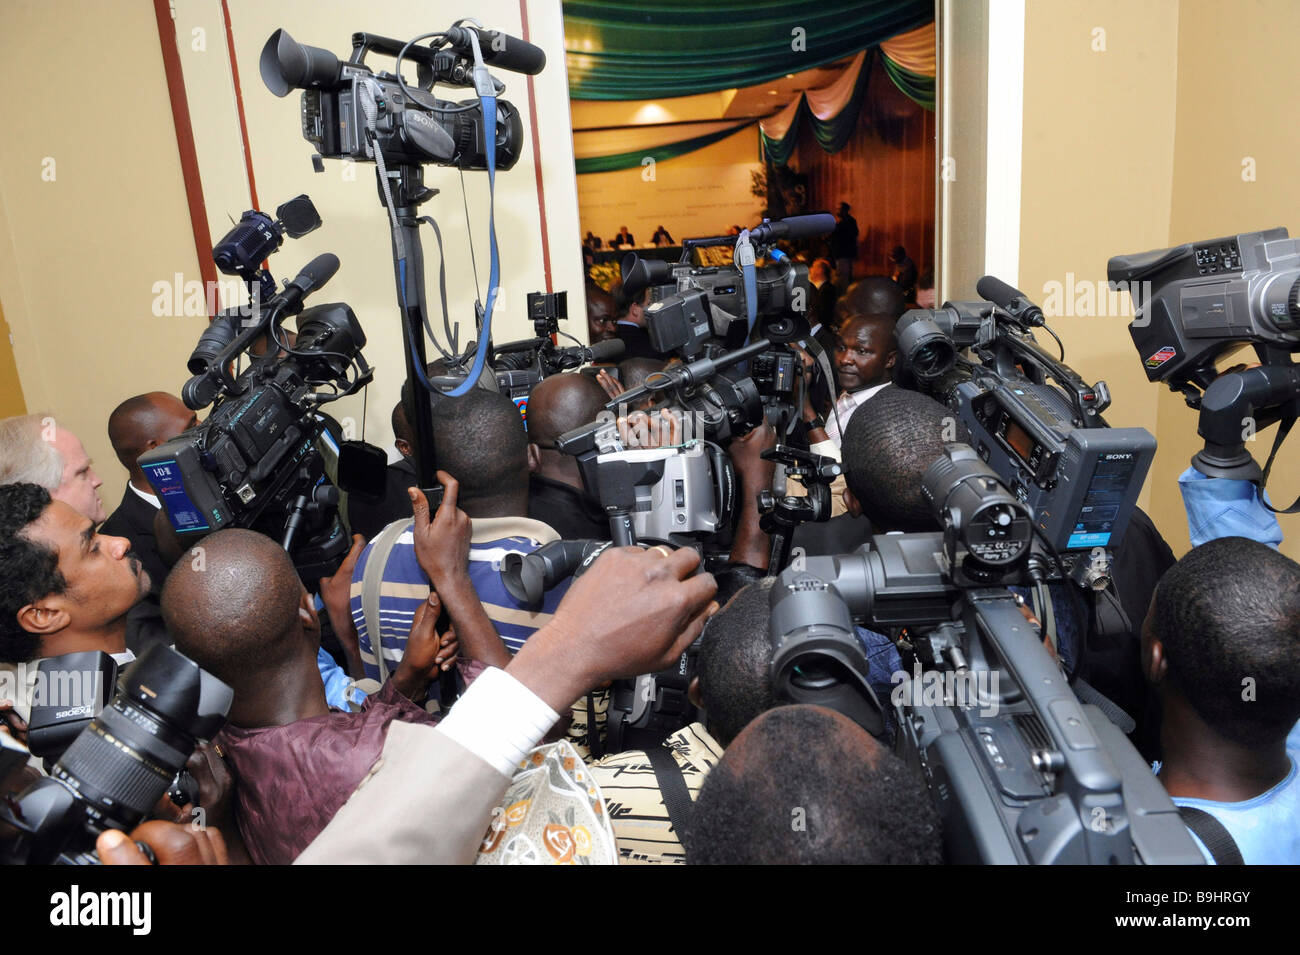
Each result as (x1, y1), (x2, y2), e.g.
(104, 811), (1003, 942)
(976, 275), (1045, 327)
(444, 26), (546, 75)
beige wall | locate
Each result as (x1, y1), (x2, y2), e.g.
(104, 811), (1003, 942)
(0, 0), (583, 517)
(1019, 0), (1180, 518)
(1018, 0), (1298, 561)
(0, 0), (205, 515)
(1159, 0), (1300, 560)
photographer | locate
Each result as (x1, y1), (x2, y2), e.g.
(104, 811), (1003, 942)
(1143, 536), (1300, 864)
(589, 579), (778, 864)
(299, 545), (718, 865)
(161, 527), (458, 865)
(525, 372), (612, 542)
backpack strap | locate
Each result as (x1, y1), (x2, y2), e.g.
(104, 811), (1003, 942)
(645, 742), (694, 853)
(1177, 806), (1245, 865)
(361, 520), (408, 684)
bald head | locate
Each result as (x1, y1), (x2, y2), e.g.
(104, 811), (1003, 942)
(527, 373), (609, 448)
(107, 393), (198, 482)
(837, 275), (906, 322)
(161, 529), (306, 690)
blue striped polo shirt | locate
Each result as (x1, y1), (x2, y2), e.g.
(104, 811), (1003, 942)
(349, 515), (570, 685)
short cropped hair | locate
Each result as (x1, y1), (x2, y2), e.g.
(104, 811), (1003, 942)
(1153, 536), (1300, 745)
(841, 388), (967, 532)
(429, 389), (529, 503)
(0, 483), (63, 663)
(696, 580), (778, 747)
(688, 706), (943, 864)
(161, 529), (304, 685)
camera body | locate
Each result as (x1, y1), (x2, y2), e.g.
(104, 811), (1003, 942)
(1, 646), (232, 865)
(1110, 227), (1300, 392)
(262, 29), (523, 172)
(765, 447), (1203, 864)
(895, 301), (1155, 587)
(141, 302), (369, 585)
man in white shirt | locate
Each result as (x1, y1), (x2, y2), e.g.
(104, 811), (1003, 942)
(822, 314), (898, 449)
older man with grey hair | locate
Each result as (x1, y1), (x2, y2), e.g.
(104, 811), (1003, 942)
(0, 414), (106, 524)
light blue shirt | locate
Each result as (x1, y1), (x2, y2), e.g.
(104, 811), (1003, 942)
(1178, 467), (1283, 549)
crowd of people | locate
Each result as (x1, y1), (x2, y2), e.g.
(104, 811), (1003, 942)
(0, 260), (1296, 866)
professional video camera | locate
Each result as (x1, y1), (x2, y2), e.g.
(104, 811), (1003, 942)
(140, 252), (374, 587)
(262, 20), (547, 495)
(0, 646), (233, 866)
(894, 276), (1156, 590)
(1110, 229), (1300, 510)
(490, 291), (626, 409)
(261, 26), (535, 171)
(621, 214), (834, 435)
(766, 444), (1203, 864)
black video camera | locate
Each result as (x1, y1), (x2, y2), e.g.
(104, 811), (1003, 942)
(894, 276), (1156, 590)
(261, 27), (530, 171)
(140, 253), (374, 587)
(766, 445), (1203, 864)
(0, 646), (232, 866)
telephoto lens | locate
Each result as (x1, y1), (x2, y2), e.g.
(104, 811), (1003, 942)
(896, 309), (958, 380)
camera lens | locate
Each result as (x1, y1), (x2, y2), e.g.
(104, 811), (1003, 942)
(896, 311), (957, 380)
(187, 314), (241, 375)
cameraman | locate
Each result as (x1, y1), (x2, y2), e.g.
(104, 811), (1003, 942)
(1143, 536), (1300, 864)
(525, 372), (611, 542)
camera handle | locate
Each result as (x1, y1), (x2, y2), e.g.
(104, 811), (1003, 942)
(1193, 361), (1300, 512)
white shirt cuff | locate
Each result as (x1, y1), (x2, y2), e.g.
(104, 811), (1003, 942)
(436, 666), (560, 777)
(810, 439), (842, 462)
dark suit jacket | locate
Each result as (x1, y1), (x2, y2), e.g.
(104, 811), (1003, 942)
(347, 458), (418, 543)
(100, 486), (167, 596)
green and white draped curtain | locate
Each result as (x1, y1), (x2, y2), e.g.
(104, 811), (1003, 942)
(565, 3), (936, 173)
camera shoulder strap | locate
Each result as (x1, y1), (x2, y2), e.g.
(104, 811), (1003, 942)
(361, 519), (410, 684)
(1177, 806), (1245, 865)
(645, 741), (694, 852)
(1259, 414), (1300, 513)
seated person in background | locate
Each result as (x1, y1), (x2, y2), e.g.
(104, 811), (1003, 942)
(612, 225), (636, 249)
(687, 705), (943, 864)
(584, 230), (603, 251)
(651, 225), (674, 246)
(0, 414), (107, 524)
(0, 484), (151, 720)
(163, 528), (460, 865)
(1144, 536), (1300, 864)
(102, 392), (198, 592)
(525, 372), (611, 541)
(590, 579), (778, 864)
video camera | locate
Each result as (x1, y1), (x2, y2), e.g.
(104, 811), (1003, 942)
(1110, 229), (1300, 507)
(894, 276), (1156, 590)
(260, 26), (536, 171)
(0, 646), (232, 866)
(140, 251), (374, 587)
(766, 444), (1203, 864)
(490, 291), (627, 410)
